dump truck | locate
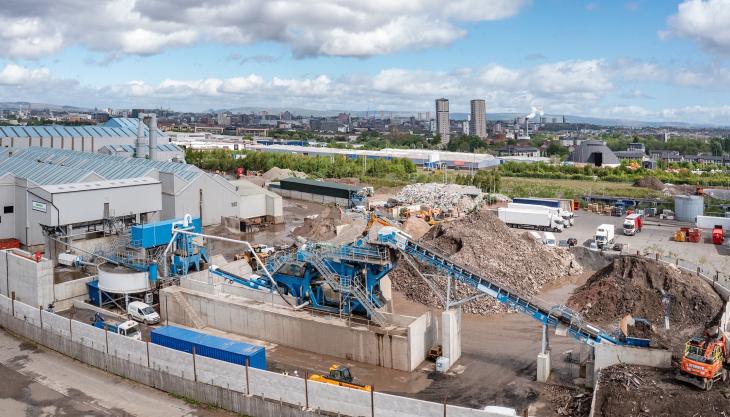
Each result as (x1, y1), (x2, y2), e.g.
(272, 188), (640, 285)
(92, 313), (142, 340)
(676, 327), (729, 390)
(309, 365), (372, 391)
(623, 213), (642, 236)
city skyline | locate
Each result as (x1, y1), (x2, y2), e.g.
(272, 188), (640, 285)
(1, 1), (730, 124)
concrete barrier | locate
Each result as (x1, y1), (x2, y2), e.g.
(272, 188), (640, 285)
(53, 276), (95, 310)
(594, 343), (672, 372)
(0, 293), (506, 417)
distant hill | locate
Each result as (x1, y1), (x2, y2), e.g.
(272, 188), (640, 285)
(0, 101), (92, 112)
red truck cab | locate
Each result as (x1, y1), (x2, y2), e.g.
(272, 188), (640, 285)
(712, 225), (725, 245)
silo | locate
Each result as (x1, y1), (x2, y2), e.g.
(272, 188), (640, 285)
(674, 195), (704, 222)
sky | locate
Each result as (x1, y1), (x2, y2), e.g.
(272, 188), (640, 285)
(2, 0), (730, 124)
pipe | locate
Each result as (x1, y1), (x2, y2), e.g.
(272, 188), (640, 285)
(293, 301), (310, 310)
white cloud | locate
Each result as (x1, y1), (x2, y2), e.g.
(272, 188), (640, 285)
(666, 0), (730, 55)
(0, 64), (50, 85)
(0, 0), (528, 58)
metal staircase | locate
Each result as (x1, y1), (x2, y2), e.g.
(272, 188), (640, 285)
(171, 290), (205, 329)
(302, 248), (388, 327)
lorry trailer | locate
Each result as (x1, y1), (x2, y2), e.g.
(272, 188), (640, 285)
(508, 202), (573, 226)
(151, 326), (266, 369)
(512, 197), (575, 214)
(497, 207), (563, 232)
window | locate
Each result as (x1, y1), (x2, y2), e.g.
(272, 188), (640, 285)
(3, 206), (13, 214)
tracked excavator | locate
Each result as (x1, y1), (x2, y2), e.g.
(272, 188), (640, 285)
(676, 326), (729, 390)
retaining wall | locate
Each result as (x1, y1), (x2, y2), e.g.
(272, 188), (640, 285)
(53, 276), (95, 310)
(0, 292), (504, 417)
(160, 286), (430, 371)
(0, 249), (53, 307)
(594, 343), (672, 372)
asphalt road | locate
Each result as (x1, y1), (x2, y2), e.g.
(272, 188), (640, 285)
(0, 329), (237, 417)
(562, 211), (730, 272)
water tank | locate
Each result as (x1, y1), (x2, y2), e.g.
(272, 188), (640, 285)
(674, 195), (704, 222)
(97, 263), (151, 294)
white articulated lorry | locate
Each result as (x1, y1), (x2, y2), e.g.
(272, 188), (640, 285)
(497, 207), (564, 232)
(507, 202), (573, 227)
(595, 224), (615, 248)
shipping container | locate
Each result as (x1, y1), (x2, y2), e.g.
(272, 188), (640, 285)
(0, 238), (20, 250)
(130, 217), (202, 249)
(150, 326), (266, 369)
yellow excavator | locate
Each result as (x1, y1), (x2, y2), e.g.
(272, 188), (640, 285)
(309, 364), (372, 391)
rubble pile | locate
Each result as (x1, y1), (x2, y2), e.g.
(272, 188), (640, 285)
(390, 211), (581, 314)
(567, 256), (723, 348)
(594, 364), (730, 417)
(393, 183), (483, 213)
(539, 385), (592, 417)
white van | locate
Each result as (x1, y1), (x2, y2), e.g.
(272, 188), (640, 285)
(127, 301), (160, 325)
(543, 232), (557, 247)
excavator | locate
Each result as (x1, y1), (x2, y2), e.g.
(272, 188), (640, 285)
(675, 326), (729, 390)
(309, 364), (372, 392)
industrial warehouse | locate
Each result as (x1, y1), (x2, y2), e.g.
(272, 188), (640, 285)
(0, 122), (728, 417)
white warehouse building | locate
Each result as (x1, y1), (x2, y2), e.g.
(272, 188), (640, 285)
(0, 147), (242, 248)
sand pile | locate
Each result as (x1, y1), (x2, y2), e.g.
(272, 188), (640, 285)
(390, 211), (581, 315)
(262, 167), (307, 182)
(567, 256), (723, 348)
(292, 205), (352, 241)
(401, 217), (431, 240)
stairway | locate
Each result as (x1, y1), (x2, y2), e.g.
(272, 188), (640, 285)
(304, 249), (388, 327)
(171, 290), (205, 329)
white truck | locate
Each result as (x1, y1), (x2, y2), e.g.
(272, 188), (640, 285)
(497, 207), (564, 232)
(127, 301), (160, 325)
(507, 203), (573, 227)
(595, 224), (615, 248)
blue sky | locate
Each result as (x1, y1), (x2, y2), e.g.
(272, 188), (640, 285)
(1, 0), (730, 124)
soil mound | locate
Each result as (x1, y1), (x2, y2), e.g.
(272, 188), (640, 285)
(567, 256), (722, 327)
(633, 176), (665, 190)
(390, 210), (581, 315)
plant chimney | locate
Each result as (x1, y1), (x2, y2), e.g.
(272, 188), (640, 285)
(135, 116), (146, 158)
(148, 114), (158, 160)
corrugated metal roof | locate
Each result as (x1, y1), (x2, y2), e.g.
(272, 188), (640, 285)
(0, 147), (201, 185)
(0, 118), (167, 141)
(98, 143), (182, 153)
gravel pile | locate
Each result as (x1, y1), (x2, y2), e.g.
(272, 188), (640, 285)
(390, 210), (581, 315)
(292, 205), (352, 241)
(262, 167), (307, 182)
(393, 183), (483, 214)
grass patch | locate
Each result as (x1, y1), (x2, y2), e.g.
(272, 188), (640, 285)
(500, 177), (669, 201)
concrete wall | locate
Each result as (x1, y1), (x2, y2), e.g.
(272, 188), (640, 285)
(161, 286), (423, 371)
(594, 343), (672, 372)
(0, 293), (505, 417)
(407, 310), (437, 371)
(53, 276), (95, 310)
(0, 250), (53, 307)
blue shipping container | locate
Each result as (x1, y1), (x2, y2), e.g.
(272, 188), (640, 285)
(512, 198), (561, 209)
(130, 217), (202, 249)
(150, 326), (266, 369)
